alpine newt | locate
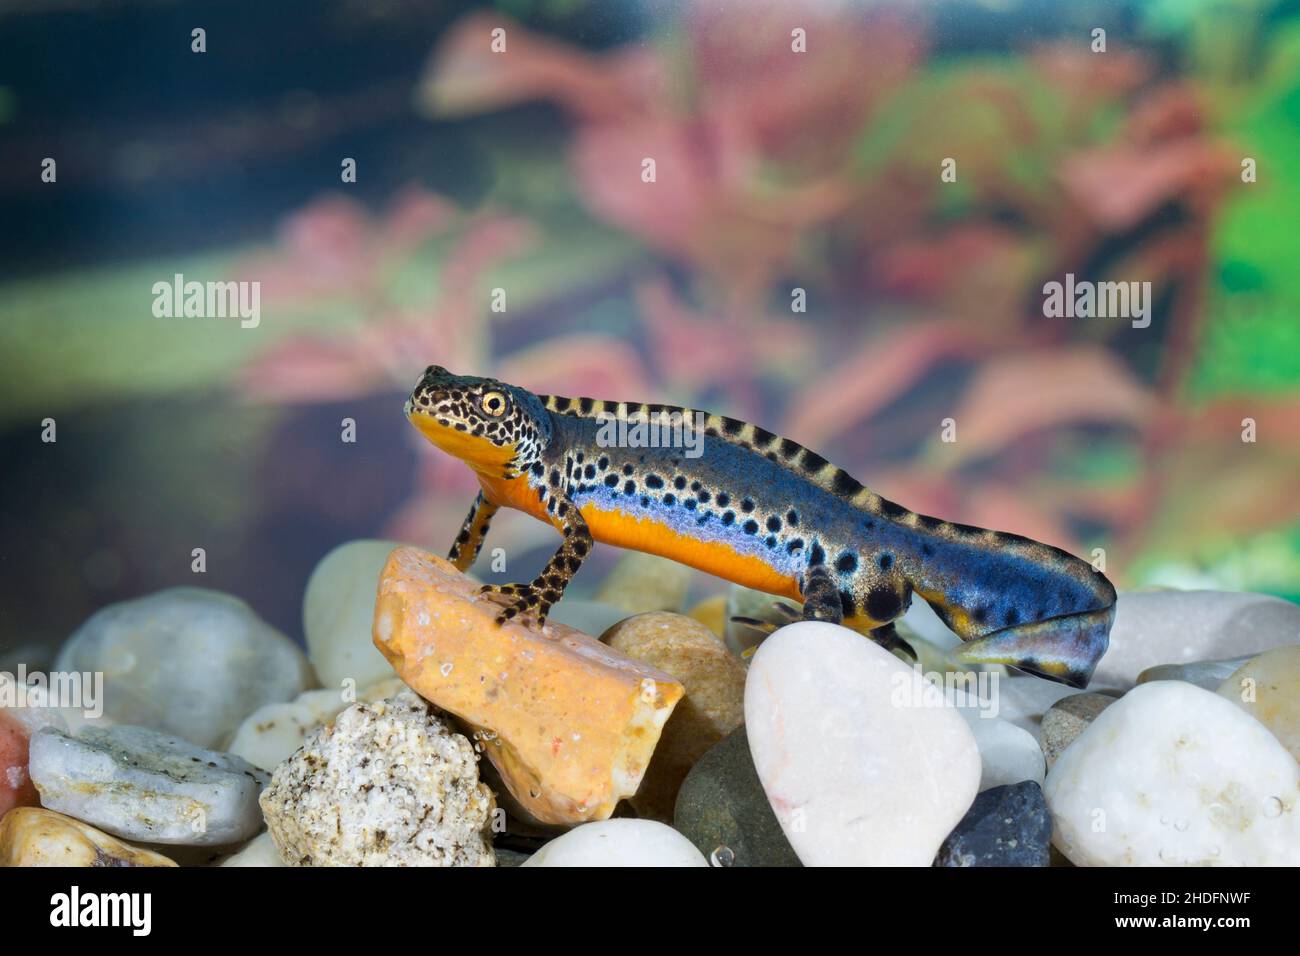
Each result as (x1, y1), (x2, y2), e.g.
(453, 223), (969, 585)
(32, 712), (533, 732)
(405, 366), (1116, 687)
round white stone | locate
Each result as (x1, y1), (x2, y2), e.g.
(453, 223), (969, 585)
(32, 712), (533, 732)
(744, 621), (980, 866)
(303, 540), (405, 689)
(959, 709), (1045, 792)
(56, 587), (313, 748)
(1045, 680), (1300, 866)
(521, 819), (708, 867)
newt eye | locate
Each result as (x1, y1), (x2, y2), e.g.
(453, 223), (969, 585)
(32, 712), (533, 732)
(479, 390), (508, 417)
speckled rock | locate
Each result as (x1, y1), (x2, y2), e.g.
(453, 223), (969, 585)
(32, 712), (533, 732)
(372, 547), (683, 825)
(602, 612), (745, 822)
(1092, 590), (1300, 690)
(259, 690), (495, 866)
(674, 726), (800, 867)
(1045, 681), (1300, 866)
(0, 807), (177, 867)
(1136, 655), (1254, 690)
(746, 622), (980, 866)
(935, 781), (1052, 867)
(55, 587), (314, 748)
(521, 819), (708, 867)
(1216, 645), (1300, 762)
(1040, 692), (1115, 768)
(303, 540), (404, 690)
(219, 832), (285, 867)
(594, 552), (693, 614)
(29, 724), (269, 845)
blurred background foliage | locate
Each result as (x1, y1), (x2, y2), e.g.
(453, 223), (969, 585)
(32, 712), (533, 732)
(2, 0), (1298, 649)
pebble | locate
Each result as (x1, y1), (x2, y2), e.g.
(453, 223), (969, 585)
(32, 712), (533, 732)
(935, 781), (1052, 867)
(226, 689), (350, 772)
(521, 819), (708, 867)
(1216, 645), (1300, 762)
(55, 587), (314, 748)
(0, 710), (39, 818)
(28, 724), (269, 845)
(685, 595), (727, 638)
(1040, 692), (1115, 768)
(745, 621), (980, 866)
(594, 552), (693, 614)
(219, 832), (285, 867)
(372, 547), (683, 825)
(673, 726), (801, 867)
(602, 612), (746, 822)
(303, 540), (404, 690)
(1045, 681), (1300, 865)
(1092, 590), (1300, 690)
(259, 690), (496, 866)
(0, 807), (177, 867)
(1136, 655), (1253, 690)
(958, 710), (1045, 792)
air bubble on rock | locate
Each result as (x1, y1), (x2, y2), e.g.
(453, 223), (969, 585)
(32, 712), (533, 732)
(440, 662), (454, 677)
(709, 845), (735, 867)
(1263, 796), (1283, 818)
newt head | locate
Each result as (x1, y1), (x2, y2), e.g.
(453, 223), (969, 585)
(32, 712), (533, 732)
(405, 366), (551, 479)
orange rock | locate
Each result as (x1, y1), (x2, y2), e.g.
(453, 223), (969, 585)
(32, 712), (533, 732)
(0, 711), (39, 819)
(372, 547), (684, 825)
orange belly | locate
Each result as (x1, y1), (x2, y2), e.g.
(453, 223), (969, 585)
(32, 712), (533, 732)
(480, 474), (801, 600)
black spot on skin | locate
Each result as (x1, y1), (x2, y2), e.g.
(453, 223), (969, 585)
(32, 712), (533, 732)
(972, 606), (990, 625)
(866, 587), (903, 621)
(862, 518), (875, 531)
(683, 498), (697, 510)
(878, 553), (893, 572)
(839, 590), (856, 616)
(673, 476), (687, 490)
(765, 535), (777, 548)
(786, 538), (804, 554)
(584, 464), (596, 479)
(766, 516), (781, 533)
(751, 426), (776, 448)
(831, 470), (863, 497)
(716, 493), (730, 508)
(917, 514), (942, 531)
(598, 456), (609, 470)
(742, 519), (759, 535)
(778, 438), (800, 458)
(878, 499), (908, 519)
(553, 397), (571, 412)
(1004, 607), (1021, 627)
(548, 471), (560, 488)
(579, 397), (595, 414)
(623, 480), (635, 495)
(547, 499), (556, 513)
(721, 511), (735, 526)
(623, 464), (634, 476)
(740, 498), (755, 513)
(722, 418), (743, 437)
(786, 510), (798, 526)
(663, 494), (676, 506)
(640, 496), (650, 508)
(531, 462), (545, 477)
(576, 452), (585, 464)
(920, 543), (935, 558)
(603, 474), (619, 487)
(691, 480), (702, 492)
(801, 450), (828, 472)
(698, 490), (711, 503)
(836, 552), (858, 574)
(810, 543), (825, 566)
(572, 538), (590, 556)
(645, 474), (664, 489)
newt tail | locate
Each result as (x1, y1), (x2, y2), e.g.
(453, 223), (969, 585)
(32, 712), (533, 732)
(405, 366), (1116, 688)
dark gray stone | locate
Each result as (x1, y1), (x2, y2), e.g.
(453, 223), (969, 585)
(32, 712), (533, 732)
(935, 780), (1051, 867)
(673, 726), (801, 867)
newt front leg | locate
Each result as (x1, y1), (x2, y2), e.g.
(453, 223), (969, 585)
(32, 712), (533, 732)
(479, 491), (592, 627)
(448, 491), (498, 572)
